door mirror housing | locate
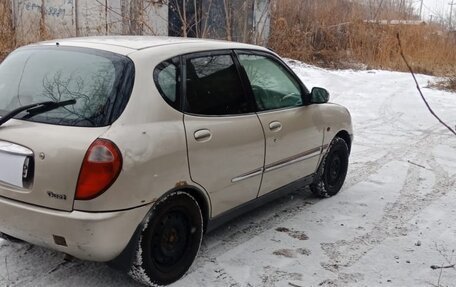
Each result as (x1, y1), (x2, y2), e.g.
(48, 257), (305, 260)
(310, 87), (330, 104)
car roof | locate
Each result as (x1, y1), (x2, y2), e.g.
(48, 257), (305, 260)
(35, 36), (268, 55)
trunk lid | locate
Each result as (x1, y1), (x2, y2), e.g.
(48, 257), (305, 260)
(0, 120), (108, 211)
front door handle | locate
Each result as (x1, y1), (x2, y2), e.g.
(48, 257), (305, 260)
(194, 129), (212, 142)
(269, 121), (282, 132)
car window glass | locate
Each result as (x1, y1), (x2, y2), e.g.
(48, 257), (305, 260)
(238, 54), (302, 111)
(185, 54), (250, 116)
(0, 48), (133, 127)
(154, 58), (180, 109)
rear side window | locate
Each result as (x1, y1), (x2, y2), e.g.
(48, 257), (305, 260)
(184, 54), (251, 116)
(0, 47), (134, 127)
(154, 57), (180, 110)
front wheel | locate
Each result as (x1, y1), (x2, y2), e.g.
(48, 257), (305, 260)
(311, 137), (349, 198)
(129, 192), (203, 286)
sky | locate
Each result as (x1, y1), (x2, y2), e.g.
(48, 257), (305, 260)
(418, 0), (454, 21)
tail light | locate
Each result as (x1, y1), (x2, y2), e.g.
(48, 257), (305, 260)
(75, 139), (122, 200)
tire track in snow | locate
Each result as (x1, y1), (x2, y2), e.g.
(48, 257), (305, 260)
(345, 126), (437, 190)
(319, 132), (455, 285)
(188, 193), (316, 272)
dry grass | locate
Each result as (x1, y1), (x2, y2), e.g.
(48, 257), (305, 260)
(432, 77), (456, 92)
(269, 0), (456, 76)
(446, 77), (456, 92)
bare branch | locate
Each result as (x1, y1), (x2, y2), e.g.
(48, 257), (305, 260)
(396, 33), (456, 137)
(431, 264), (455, 270)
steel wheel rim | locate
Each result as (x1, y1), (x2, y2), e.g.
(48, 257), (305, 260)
(151, 210), (191, 271)
(326, 151), (344, 188)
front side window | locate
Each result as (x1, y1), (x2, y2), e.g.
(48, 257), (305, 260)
(185, 54), (251, 116)
(238, 54), (302, 111)
(0, 47), (134, 127)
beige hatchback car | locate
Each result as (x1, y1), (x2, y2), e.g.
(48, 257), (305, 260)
(0, 36), (352, 285)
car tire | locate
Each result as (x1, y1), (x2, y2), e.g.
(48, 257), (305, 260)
(310, 137), (349, 198)
(129, 191), (203, 286)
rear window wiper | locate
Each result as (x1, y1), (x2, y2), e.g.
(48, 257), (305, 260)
(0, 99), (76, 127)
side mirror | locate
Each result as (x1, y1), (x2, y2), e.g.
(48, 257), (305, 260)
(310, 87), (330, 104)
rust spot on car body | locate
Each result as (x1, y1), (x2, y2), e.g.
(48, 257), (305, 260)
(175, 181), (187, 187)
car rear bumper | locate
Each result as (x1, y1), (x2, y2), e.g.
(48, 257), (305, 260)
(0, 196), (152, 262)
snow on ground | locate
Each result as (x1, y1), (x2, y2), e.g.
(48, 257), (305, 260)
(1, 61), (455, 287)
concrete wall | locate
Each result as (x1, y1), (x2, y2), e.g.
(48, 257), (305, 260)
(254, 0), (271, 45)
(11, 0), (168, 43)
(13, 0), (77, 43)
(11, 0), (269, 45)
(200, 0), (270, 45)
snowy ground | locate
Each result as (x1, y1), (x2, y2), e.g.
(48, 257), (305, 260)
(1, 61), (455, 287)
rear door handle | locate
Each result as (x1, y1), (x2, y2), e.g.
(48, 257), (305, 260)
(269, 121), (282, 132)
(194, 129), (212, 142)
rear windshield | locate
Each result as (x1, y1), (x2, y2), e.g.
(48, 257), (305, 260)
(0, 46), (134, 127)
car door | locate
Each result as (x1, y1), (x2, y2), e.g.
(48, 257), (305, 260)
(236, 51), (324, 197)
(183, 51), (265, 217)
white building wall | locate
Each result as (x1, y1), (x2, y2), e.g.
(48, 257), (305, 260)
(13, 0), (77, 43)
(254, 0), (271, 45)
(12, 0), (168, 43)
(76, 0), (108, 36)
(143, 1), (168, 36)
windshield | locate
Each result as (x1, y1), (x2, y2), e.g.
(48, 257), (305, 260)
(0, 46), (134, 127)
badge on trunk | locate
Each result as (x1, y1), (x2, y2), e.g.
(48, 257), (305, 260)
(47, 191), (67, 200)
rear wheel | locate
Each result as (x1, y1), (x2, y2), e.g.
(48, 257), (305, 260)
(311, 137), (349, 198)
(129, 192), (203, 286)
